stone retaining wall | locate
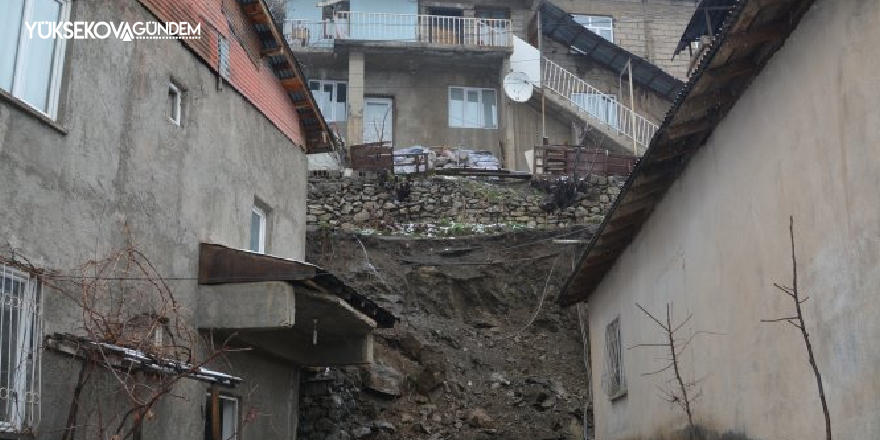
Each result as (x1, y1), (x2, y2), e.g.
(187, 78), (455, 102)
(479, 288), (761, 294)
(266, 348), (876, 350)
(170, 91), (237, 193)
(307, 174), (625, 235)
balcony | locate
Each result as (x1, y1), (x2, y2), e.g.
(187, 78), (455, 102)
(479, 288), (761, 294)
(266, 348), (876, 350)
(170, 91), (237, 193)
(285, 12), (512, 50)
(196, 243), (395, 366)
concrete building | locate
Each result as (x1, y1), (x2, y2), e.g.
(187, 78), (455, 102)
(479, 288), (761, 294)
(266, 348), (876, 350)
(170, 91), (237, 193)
(560, 0), (880, 439)
(284, 0), (692, 171)
(0, 0), (390, 438)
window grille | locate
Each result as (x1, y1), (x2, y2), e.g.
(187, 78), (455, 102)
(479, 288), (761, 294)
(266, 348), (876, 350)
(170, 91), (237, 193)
(218, 36), (231, 81)
(601, 316), (626, 399)
(0, 264), (42, 433)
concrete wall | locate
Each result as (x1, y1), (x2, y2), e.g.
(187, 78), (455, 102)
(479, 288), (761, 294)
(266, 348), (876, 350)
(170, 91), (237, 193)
(586, 1), (880, 439)
(550, 0), (696, 79)
(0, 0), (308, 438)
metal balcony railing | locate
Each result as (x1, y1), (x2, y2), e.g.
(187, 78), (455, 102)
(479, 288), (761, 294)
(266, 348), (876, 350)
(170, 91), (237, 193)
(542, 57), (658, 151)
(285, 13), (512, 48)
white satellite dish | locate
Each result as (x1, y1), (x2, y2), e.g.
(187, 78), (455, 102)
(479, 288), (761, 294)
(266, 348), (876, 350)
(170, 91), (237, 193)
(503, 71), (534, 103)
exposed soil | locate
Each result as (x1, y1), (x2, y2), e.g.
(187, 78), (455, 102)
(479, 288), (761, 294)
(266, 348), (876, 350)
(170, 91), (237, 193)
(303, 228), (596, 440)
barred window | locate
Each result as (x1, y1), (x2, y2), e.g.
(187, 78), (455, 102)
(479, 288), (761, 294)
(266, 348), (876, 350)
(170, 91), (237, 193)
(0, 264), (41, 433)
(602, 316), (626, 399)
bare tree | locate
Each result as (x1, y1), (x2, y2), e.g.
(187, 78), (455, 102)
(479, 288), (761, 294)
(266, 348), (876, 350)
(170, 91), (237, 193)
(630, 303), (715, 438)
(761, 216), (832, 440)
(2, 230), (255, 440)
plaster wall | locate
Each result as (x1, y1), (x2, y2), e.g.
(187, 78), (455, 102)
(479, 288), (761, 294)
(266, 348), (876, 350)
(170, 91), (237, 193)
(0, 0), (308, 438)
(586, 1), (880, 439)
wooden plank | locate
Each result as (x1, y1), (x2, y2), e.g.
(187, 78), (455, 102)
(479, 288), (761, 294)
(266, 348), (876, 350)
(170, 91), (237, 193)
(667, 118), (713, 140)
(707, 58), (758, 82)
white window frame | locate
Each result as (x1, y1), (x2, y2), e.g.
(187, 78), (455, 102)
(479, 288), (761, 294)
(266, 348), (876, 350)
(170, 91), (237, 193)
(168, 82), (182, 126)
(602, 316), (626, 400)
(574, 15), (613, 43)
(448, 86), (498, 129)
(250, 206), (267, 254)
(3, 0), (71, 119)
(308, 80), (348, 122)
(205, 393), (240, 440)
(0, 264), (42, 432)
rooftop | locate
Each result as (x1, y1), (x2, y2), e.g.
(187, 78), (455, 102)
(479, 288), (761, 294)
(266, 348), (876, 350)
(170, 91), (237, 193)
(559, 0), (818, 306)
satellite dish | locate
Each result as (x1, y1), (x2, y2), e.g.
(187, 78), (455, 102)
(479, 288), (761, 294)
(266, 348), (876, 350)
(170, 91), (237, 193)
(503, 71), (534, 103)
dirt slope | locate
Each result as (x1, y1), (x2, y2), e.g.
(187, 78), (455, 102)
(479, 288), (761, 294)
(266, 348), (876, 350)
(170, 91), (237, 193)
(302, 228), (595, 440)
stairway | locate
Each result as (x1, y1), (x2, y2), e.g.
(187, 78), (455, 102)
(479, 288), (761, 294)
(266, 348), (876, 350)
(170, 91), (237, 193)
(540, 57), (658, 154)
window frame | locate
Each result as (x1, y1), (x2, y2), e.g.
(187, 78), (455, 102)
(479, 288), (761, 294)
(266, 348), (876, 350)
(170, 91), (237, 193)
(168, 82), (182, 126)
(250, 206), (267, 254)
(574, 14), (614, 43)
(308, 79), (348, 123)
(602, 315), (626, 400)
(204, 392), (240, 440)
(3, 0), (71, 120)
(0, 264), (42, 432)
(447, 86), (498, 129)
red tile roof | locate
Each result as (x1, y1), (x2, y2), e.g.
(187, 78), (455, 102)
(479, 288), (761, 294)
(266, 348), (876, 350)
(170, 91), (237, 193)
(138, 0), (313, 148)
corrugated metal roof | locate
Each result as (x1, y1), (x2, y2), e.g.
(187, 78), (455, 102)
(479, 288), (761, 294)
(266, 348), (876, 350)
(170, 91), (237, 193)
(540, 1), (685, 101)
(674, 0), (739, 57)
(559, 0), (820, 306)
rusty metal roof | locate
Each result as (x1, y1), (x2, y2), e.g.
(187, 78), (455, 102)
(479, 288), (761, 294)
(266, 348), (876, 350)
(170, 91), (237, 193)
(236, 0), (338, 152)
(199, 243), (396, 327)
(559, 0), (819, 306)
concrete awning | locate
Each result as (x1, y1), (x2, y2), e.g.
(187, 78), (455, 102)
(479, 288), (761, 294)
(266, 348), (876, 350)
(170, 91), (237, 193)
(196, 243), (394, 366)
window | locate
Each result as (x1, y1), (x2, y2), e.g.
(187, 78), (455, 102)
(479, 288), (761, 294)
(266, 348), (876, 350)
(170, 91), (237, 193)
(448, 87), (497, 129)
(218, 35), (231, 81)
(1, 0), (70, 118)
(308, 80), (347, 122)
(602, 316), (626, 399)
(571, 93), (618, 129)
(574, 15), (613, 42)
(204, 393), (239, 440)
(168, 82), (182, 126)
(0, 264), (42, 432)
(250, 206), (267, 253)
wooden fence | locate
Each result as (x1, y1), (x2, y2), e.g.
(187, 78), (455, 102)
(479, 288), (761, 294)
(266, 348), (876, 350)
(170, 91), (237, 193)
(349, 143), (429, 174)
(533, 145), (637, 178)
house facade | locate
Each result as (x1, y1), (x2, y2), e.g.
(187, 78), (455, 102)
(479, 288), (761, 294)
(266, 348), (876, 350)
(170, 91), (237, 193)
(560, 0), (880, 439)
(284, 0), (693, 171)
(0, 0), (387, 439)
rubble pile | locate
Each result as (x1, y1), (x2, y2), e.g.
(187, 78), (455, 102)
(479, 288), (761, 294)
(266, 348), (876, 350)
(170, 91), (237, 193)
(392, 147), (502, 174)
(301, 230), (595, 440)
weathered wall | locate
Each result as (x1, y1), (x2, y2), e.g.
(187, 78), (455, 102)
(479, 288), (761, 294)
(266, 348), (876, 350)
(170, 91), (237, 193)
(550, 0), (696, 79)
(306, 174), (624, 234)
(586, 1), (880, 439)
(0, 0), (307, 438)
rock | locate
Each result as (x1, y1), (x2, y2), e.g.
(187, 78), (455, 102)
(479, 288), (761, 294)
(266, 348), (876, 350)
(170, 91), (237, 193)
(353, 210), (371, 222)
(467, 408), (493, 428)
(399, 332), (424, 361)
(540, 395), (557, 409)
(489, 372), (511, 386)
(364, 364), (402, 398)
(351, 426), (371, 438)
(373, 420), (396, 432)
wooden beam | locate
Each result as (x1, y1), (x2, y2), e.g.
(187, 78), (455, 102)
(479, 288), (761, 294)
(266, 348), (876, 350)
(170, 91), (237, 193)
(707, 58), (758, 82)
(727, 23), (789, 49)
(261, 46), (285, 57)
(667, 118), (713, 140)
(280, 77), (304, 90)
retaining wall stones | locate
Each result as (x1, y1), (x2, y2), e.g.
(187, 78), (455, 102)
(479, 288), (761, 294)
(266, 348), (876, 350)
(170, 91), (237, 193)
(306, 173), (625, 235)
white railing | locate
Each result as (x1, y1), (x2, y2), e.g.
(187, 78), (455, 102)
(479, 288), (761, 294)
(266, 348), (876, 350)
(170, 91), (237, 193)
(285, 13), (512, 48)
(0, 264), (41, 434)
(284, 19), (337, 48)
(542, 57), (658, 150)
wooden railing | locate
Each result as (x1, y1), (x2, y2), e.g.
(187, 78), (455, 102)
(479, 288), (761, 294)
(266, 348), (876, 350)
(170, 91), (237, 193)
(349, 143), (429, 175)
(533, 145), (637, 178)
